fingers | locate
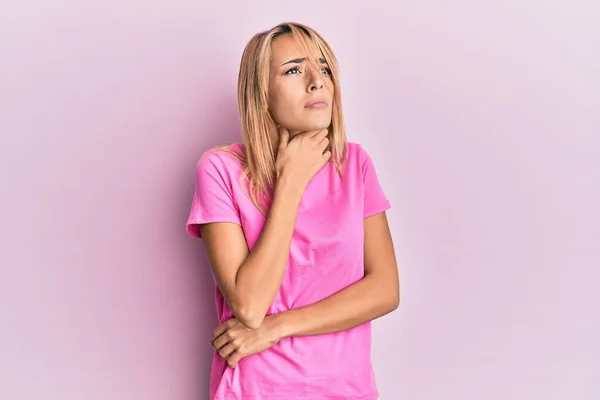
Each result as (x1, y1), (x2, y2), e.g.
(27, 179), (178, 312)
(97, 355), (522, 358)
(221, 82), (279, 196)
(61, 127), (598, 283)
(212, 333), (230, 350)
(318, 136), (330, 153)
(307, 129), (331, 159)
(279, 127), (289, 149)
(278, 127), (331, 161)
(211, 318), (238, 343)
(312, 128), (329, 142)
(208, 318), (248, 369)
(216, 338), (243, 369)
(218, 343), (236, 359)
(227, 351), (243, 368)
(283, 128), (328, 140)
(211, 324), (227, 344)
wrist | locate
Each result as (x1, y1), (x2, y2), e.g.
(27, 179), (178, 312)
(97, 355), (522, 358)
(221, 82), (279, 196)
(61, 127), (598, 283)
(274, 172), (305, 202)
(265, 312), (293, 341)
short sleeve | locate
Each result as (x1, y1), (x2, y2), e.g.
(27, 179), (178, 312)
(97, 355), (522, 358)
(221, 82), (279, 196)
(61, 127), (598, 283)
(360, 145), (391, 218)
(185, 152), (242, 238)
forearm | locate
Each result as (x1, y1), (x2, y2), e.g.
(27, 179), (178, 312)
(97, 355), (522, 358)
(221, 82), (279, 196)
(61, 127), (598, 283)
(272, 274), (399, 338)
(234, 175), (302, 328)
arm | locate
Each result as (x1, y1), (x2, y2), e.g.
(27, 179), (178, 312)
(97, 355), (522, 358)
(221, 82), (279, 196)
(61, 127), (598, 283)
(209, 210), (399, 369)
(201, 177), (302, 329)
(270, 210), (400, 338)
(200, 129), (331, 329)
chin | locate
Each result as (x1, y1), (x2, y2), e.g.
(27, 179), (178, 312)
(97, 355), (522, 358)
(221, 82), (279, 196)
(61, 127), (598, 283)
(284, 116), (332, 133)
(304, 118), (332, 132)
(304, 124), (329, 131)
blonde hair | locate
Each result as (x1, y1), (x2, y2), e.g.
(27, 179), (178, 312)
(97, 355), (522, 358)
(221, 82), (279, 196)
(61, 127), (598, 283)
(209, 21), (347, 215)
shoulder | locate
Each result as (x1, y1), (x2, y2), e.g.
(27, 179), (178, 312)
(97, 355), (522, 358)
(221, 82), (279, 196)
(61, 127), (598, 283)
(344, 141), (372, 168)
(195, 142), (245, 175)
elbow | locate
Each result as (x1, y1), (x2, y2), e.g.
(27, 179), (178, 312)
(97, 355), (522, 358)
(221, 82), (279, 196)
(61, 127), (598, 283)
(390, 293), (400, 311)
(386, 288), (400, 312)
(227, 288), (267, 329)
(239, 314), (264, 330)
(232, 304), (265, 330)
(372, 275), (400, 313)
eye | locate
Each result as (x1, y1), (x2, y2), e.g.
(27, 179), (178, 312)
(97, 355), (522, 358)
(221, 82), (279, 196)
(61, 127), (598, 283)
(321, 66), (332, 75)
(284, 66), (301, 75)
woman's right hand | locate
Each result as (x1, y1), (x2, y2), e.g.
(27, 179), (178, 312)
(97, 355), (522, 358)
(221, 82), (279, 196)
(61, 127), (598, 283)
(275, 127), (331, 194)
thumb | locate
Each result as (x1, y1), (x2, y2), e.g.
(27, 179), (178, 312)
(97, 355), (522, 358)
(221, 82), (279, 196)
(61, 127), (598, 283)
(279, 127), (289, 149)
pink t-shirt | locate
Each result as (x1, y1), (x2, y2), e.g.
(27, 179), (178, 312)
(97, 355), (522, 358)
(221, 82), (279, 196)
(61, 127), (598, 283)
(186, 141), (391, 400)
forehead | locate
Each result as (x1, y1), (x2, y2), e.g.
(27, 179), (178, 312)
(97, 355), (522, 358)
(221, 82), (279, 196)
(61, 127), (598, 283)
(270, 33), (323, 65)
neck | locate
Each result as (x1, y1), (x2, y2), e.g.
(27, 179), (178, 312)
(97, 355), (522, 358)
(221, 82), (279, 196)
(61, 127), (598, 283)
(270, 128), (303, 152)
(287, 129), (304, 137)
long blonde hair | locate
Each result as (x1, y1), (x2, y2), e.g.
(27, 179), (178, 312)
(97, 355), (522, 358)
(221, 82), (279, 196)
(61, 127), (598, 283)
(209, 22), (347, 215)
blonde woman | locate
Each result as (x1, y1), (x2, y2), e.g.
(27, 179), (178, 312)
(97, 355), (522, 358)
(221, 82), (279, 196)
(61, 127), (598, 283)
(186, 21), (399, 400)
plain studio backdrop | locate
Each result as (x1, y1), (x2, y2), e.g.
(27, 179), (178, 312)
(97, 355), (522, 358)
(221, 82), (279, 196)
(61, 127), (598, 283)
(1, 1), (598, 399)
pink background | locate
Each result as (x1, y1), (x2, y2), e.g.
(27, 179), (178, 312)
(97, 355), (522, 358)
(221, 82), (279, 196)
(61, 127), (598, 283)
(1, 1), (598, 399)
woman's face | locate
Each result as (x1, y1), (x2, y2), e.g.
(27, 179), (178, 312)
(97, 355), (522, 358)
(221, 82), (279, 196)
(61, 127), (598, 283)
(268, 34), (334, 135)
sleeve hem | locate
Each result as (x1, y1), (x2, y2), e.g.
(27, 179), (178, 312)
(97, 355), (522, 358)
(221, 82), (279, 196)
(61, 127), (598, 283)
(186, 215), (242, 238)
(364, 200), (391, 219)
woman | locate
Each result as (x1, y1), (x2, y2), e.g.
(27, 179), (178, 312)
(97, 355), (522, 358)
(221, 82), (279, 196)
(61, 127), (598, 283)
(186, 21), (400, 400)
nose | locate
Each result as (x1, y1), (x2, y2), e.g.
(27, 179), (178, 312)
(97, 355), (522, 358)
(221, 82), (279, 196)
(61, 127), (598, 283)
(307, 65), (324, 92)
(309, 81), (323, 91)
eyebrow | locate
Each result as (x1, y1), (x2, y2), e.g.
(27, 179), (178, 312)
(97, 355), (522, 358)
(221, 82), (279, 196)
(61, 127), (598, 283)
(281, 57), (327, 66)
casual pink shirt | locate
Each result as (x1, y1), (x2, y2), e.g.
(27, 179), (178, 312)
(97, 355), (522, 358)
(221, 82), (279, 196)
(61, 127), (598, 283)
(186, 141), (391, 400)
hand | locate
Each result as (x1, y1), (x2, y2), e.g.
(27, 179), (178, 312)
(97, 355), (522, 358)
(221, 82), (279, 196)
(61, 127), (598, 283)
(275, 127), (331, 194)
(210, 316), (282, 368)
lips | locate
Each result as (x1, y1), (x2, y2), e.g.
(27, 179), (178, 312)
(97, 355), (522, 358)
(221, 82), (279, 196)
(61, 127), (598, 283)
(305, 99), (328, 109)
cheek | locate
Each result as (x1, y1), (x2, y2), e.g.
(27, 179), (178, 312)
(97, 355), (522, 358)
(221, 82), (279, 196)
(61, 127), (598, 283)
(325, 80), (335, 98)
(269, 88), (301, 119)
(269, 97), (289, 122)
